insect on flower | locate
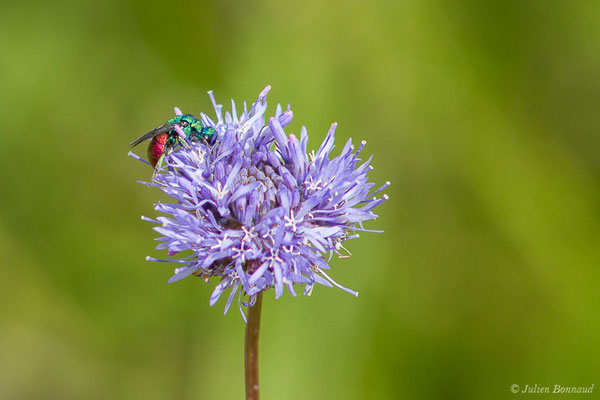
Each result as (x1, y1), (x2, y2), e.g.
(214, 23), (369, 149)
(130, 86), (389, 319)
(130, 112), (217, 169)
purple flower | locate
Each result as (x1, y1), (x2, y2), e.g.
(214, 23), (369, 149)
(131, 86), (389, 319)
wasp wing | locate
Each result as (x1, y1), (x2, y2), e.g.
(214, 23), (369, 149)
(129, 123), (176, 147)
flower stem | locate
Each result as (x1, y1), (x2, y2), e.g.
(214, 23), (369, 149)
(245, 293), (263, 400)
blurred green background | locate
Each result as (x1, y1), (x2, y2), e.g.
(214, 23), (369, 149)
(1, 0), (599, 399)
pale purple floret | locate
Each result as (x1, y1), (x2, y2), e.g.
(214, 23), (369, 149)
(132, 86), (388, 319)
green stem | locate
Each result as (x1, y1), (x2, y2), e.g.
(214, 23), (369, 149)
(245, 293), (263, 400)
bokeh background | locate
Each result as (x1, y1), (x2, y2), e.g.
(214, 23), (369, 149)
(2, 0), (599, 399)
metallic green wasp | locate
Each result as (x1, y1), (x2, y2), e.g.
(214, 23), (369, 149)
(130, 113), (217, 170)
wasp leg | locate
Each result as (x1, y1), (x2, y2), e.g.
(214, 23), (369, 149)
(152, 153), (166, 182)
(178, 137), (193, 150)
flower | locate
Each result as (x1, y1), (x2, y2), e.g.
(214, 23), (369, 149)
(131, 86), (389, 319)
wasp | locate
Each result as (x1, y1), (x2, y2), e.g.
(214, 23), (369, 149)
(130, 114), (217, 169)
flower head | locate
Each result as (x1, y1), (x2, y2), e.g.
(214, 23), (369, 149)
(132, 86), (389, 319)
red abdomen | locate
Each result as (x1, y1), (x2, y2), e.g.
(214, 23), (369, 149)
(148, 133), (167, 167)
